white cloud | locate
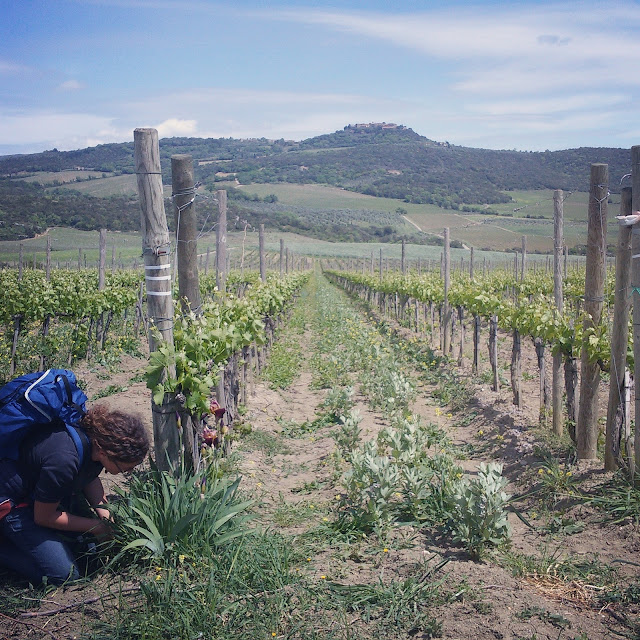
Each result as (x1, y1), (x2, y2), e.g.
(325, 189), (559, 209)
(0, 111), (120, 149)
(271, 4), (640, 57)
(58, 80), (84, 91)
(472, 94), (627, 117)
(155, 118), (198, 137)
(0, 60), (33, 74)
(268, 4), (640, 97)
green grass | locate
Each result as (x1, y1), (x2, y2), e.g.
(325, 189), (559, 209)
(15, 170), (111, 184)
(0, 227), (144, 265)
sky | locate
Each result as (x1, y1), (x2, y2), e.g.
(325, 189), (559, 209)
(1, 0), (640, 156)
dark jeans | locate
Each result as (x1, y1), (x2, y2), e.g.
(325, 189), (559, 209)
(0, 506), (80, 585)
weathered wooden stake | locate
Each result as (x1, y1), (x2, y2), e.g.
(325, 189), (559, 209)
(172, 154), (202, 317)
(280, 238), (284, 276)
(135, 127), (179, 471)
(631, 146), (640, 473)
(578, 164), (608, 460)
(552, 190), (564, 436)
(98, 229), (106, 291)
(442, 228), (451, 354)
(606, 187), (633, 472)
(216, 190), (227, 292)
(259, 224), (266, 282)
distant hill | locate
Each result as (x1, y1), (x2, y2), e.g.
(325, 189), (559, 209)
(0, 124), (631, 242)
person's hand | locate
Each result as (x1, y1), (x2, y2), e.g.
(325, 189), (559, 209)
(90, 519), (114, 541)
(94, 506), (113, 522)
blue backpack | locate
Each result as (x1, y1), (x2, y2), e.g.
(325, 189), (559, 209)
(0, 369), (88, 463)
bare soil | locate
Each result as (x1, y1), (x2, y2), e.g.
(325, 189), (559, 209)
(1, 286), (639, 640)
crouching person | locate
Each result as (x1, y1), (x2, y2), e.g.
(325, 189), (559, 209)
(0, 404), (149, 585)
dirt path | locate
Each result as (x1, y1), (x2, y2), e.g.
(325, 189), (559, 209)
(1, 275), (637, 640)
(234, 276), (639, 640)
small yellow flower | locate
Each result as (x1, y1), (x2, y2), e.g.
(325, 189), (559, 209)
(257, 482), (263, 487)
(477, 429), (484, 436)
(179, 554), (186, 564)
(446, 413), (453, 419)
(155, 574), (162, 581)
(383, 548), (389, 553)
(272, 633), (277, 637)
(538, 468), (545, 475)
(307, 557), (311, 562)
(320, 575), (327, 580)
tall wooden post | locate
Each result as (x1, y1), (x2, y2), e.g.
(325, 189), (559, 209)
(98, 229), (106, 291)
(552, 190), (564, 436)
(172, 154), (202, 316)
(606, 187), (633, 472)
(578, 164), (608, 460)
(470, 247), (474, 281)
(442, 228), (451, 354)
(379, 248), (383, 281)
(632, 146), (640, 473)
(45, 235), (51, 280)
(280, 238), (284, 276)
(134, 127), (179, 471)
(259, 224), (266, 283)
(401, 240), (406, 275)
(521, 236), (527, 281)
(18, 243), (23, 280)
(216, 190), (227, 293)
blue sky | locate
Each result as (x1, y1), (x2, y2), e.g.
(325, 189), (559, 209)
(1, 0), (639, 155)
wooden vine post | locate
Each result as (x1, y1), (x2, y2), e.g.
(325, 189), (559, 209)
(98, 229), (106, 291)
(606, 186), (633, 473)
(280, 239), (284, 276)
(259, 224), (266, 283)
(40, 235), (53, 370)
(442, 228), (451, 354)
(552, 190), (564, 436)
(577, 163), (608, 460)
(134, 127), (179, 471)
(632, 145), (640, 474)
(172, 154), (202, 317)
(216, 189), (227, 293)
(171, 154), (203, 471)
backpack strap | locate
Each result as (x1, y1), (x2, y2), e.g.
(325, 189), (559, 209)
(66, 425), (90, 467)
(54, 372), (86, 417)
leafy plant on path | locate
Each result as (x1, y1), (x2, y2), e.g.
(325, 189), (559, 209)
(446, 462), (511, 560)
(109, 460), (253, 567)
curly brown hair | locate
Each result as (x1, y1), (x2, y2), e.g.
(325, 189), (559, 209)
(81, 404), (150, 464)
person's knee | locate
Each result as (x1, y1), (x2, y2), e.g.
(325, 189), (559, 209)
(44, 561), (80, 585)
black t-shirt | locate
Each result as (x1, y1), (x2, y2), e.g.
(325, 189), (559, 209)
(1, 422), (103, 504)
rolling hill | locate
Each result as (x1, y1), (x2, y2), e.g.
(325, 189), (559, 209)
(0, 124), (631, 246)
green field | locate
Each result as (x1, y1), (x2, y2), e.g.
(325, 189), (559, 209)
(6, 171), (616, 258)
(16, 170), (111, 184)
(0, 226), (553, 270)
(0, 228), (143, 266)
(45, 173), (174, 198)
